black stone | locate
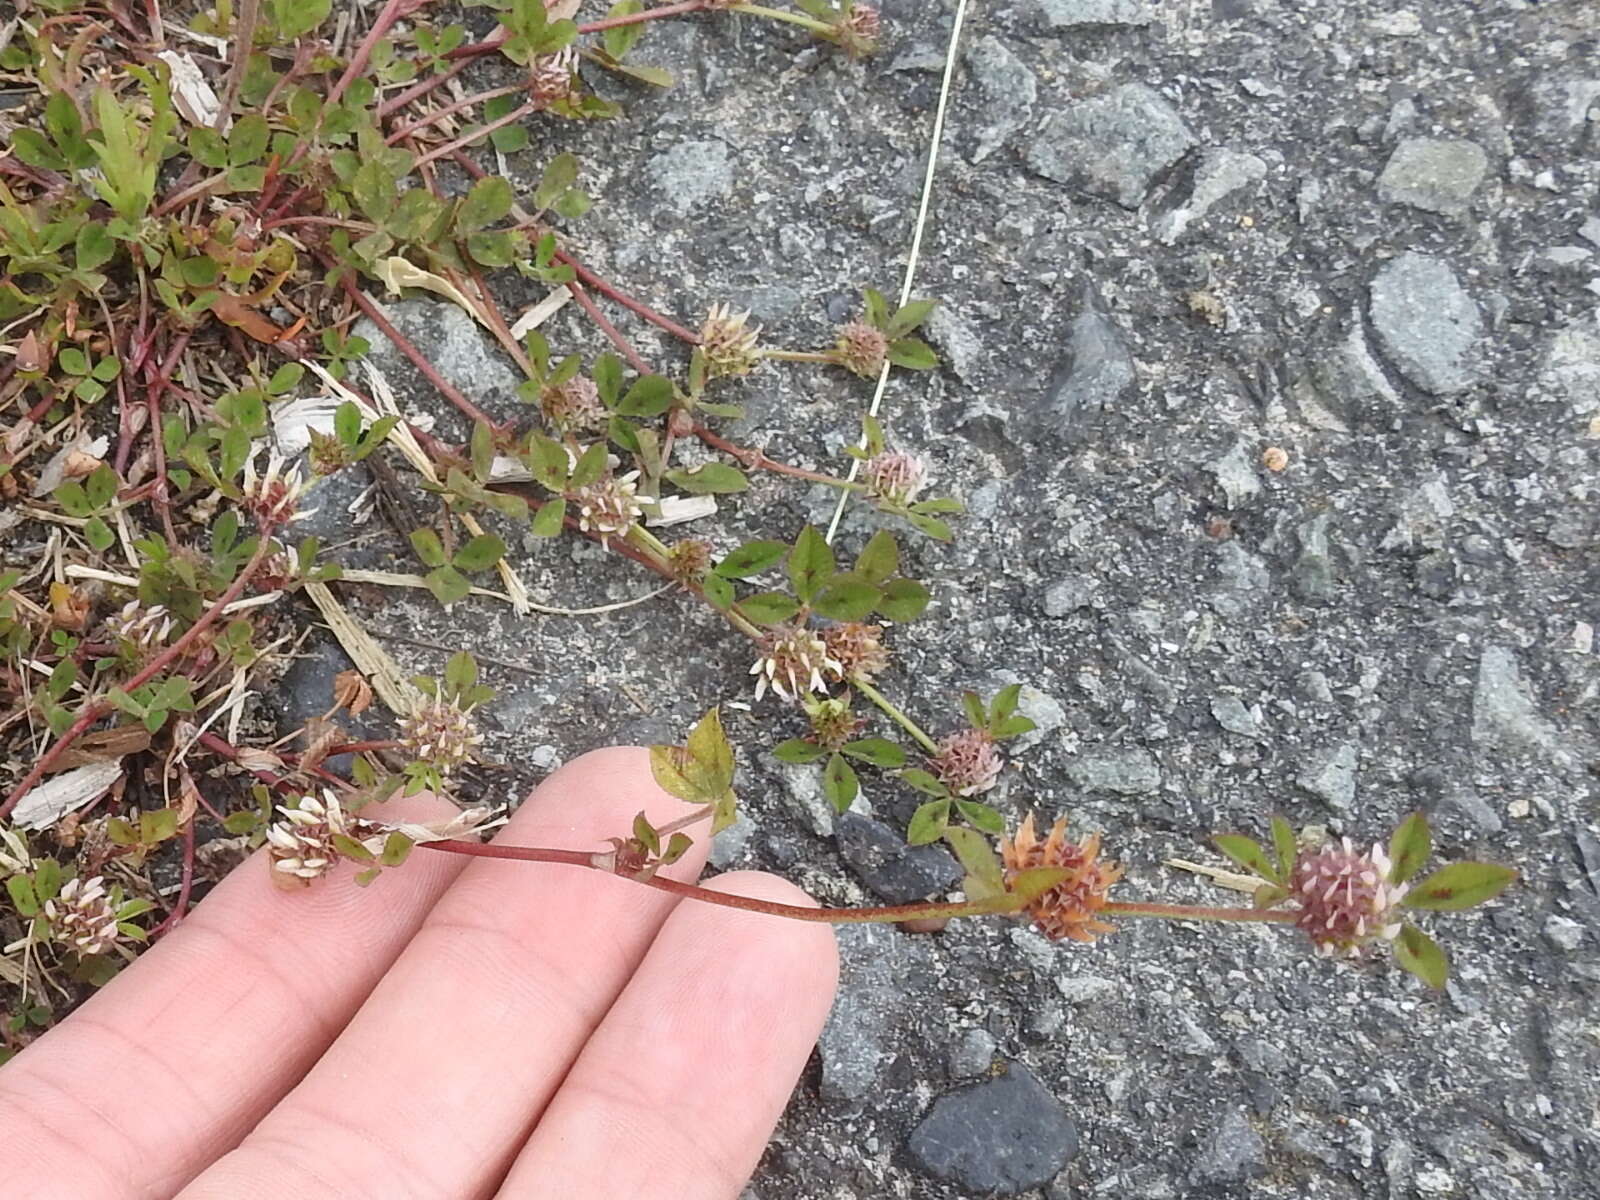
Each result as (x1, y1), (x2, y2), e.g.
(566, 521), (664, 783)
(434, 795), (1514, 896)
(907, 1064), (1079, 1195)
(834, 811), (963, 903)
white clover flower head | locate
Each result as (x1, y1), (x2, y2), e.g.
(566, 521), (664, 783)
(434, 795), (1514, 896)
(242, 450), (312, 526)
(266, 789), (352, 883)
(1290, 837), (1410, 958)
(541, 375), (607, 434)
(750, 625), (843, 703)
(530, 46), (579, 106)
(105, 600), (173, 650)
(834, 320), (889, 377)
(930, 728), (1003, 796)
(573, 470), (651, 548)
(398, 696), (485, 775)
(42, 875), (121, 956)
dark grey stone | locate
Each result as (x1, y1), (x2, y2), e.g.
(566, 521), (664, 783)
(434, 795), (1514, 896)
(964, 36), (1036, 164)
(1368, 252), (1485, 395)
(1042, 573), (1099, 617)
(819, 923), (934, 1102)
(947, 1026), (999, 1079)
(1191, 1107), (1267, 1184)
(1471, 645), (1560, 758)
(645, 139), (733, 216)
(1034, 0), (1153, 29)
(1027, 83), (1195, 208)
(1065, 748), (1160, 794)
(907, 1064), (1079, 1194)
(834, 811), (963, 903)
(1297, 742), (1358, 811)
(1152, 147), (1268, 244)
(1040, 290), (1136, 430)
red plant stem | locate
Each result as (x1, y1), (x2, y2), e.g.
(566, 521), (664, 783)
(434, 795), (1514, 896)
(553, 250), (700, 344)
(466, 261), (534, 376)
(417, 837), (995, 924)
(411, 101), (536, 171)
(442, 27), (509, 61)
(692, 424), (852, 486)
(149, 816), (196, 937)
(334, 272), (508, 435)
(578, 0), (710, 34)
(0, 532), (280, 821)
(384, 82), (528, 146)
(377, 58), (470, 118)
(565, 277), (651, 375)
(145, 328), (192, 546)
(196, 730), (344, 792)
(327, 0), (413, 108)
(1101, 901), (1299, 925)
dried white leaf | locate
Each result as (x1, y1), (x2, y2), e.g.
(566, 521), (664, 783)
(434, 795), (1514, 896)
(647, 494), (718, 527)
(487, 454), (533, 484)
(157, 50), (221, 126)
(12, 759), (125, 831)
(374, 258), (486, 326)
(271, 394), (344, 456)
(509, 287), (573, 339)
(31, 433), (109, 497)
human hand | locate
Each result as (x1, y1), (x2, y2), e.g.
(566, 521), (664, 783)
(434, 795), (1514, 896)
(1, 747), (840, 1199)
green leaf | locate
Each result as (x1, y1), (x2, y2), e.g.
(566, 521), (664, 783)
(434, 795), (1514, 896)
(899, 768), (950, 797)
(906, 798), (951, 845)
(886, 298), (939, 339)
(685, 705), (735, 793)
(530, 498), (566, 537)
(1008, 866), (1073, 907)
(84, 465), (118, 510)
(989, 684), (1021, 724)
(774, 738), (826, 764)
(990, 716), (1035, 740)
(75, 223), (116, 272)
(566, 444), (606, 491)
(714, 540), (787, 579)
(425, 565), (471, 605)
(700, 573), (733, 609)
(592, 353), (623, 406)
(58, 347), (90, 376)
(854, 529), (899, 583)
(387, 188), (447, 241)
(84, 516), (115, 552)
(228, 114), (271, 166)
(272, 0), (332, 40)
(788, 525), (835, 604)
(485, 95), (529, 152)
(944, 826), (1004, 894)
(409, 527), (448, 567)
(452, 533), (506, 572)
(954, 799), (1004, 835)
(664, 464), (748, 494)
(267, 362), (304, 395)
(660, 831), (693, 865)
(632, 811), (661, 855)
(534, 152), (581, 211)
(1387, 812), (1432, 885)
(466, 230), (520, 268)
(862, 287), (889, 329)
(334, 400), (362, 447)
(887, 337), (939, 370)
(458, 175), (514, 232)
(876, 577), (930, 621)
(92, 357), (122, 382)
(1402, 862), (1517, 911)
(140, 807), (179, 844)
(380, 832), (414, 868)
(6, 875), (39, 917)
(823, 753), (859, 812)
(602, 0), (646, 60)
(614, 374), (674, 417)
(1213, 834), (1280, 883)
(11, 129), (66, 171)
(525, 434), (570, 491)
(961, 691), (986, 731)
(738, 592), (799, 625)
(1394, 923), (1449, 989)
(812, 576), (880, 622)
(331, 832), (375, 863)
(444, 650), (478, 695)
(840, 738), (905, 768)
(1270, 816), (1298, 881)
(904, 512), (954, 542)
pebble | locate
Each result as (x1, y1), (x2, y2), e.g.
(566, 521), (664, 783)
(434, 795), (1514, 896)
(1297, 742), (1358, 810)
(947, 1027), (999, 1079)
(964, 36), (1036, 164)
(774, 758), (868, 836)
(907, 1064), (1080, 1194)
(709, 810), (756, 869)
(1211, 695), (1259, 737)
(1027, 83), (1196, 209)
(1064, 748), (1161, 795)
(354, 299), (522, 416)
(1191, 1107), (1267, 1184)
(1369, 252), (1485, 395)
(1042, 289), (1137, 431)
(1292, 319), (1403, 430)
(1544, 915), (1586, 952)
(1377, 137), (1488, 215)
(1293, 514), (1337, 602)
(834, 811), (963, 903)
(1470, 645), (1561, 758)
(645, 139), (733, 216)
(1042, 574), (1100, 617)
(923, 305), (984, 383)
(1152, 148), (1268, 244)
(1209, 541), (1272, 618)
(1034, 0), (1152, 26)
(1210, 440), (1261, 509)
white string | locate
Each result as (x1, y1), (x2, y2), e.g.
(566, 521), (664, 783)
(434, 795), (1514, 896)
(823, 0), (970, 544)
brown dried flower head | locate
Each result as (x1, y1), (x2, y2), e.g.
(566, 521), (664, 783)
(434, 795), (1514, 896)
(804, 695), (865, 751)
(666, 538), (713, 586)
(862, 451), (926, 508)
(541, 375), (608, 434)
(266, 790), (352, 885)
(751, 624), (843, 702)
(241, 451), (312, 526)
(104, 600), (173, 655)
(930, 727), (1003, 796)
(1290, 838), (1407, 958)
(398, 695), (485, 775)
(699, 303), (762, 378)
(834, 320), (889, 378)
(530, 46), (579, 107)
(834, 2), (882, 57)
(42, 875), (121, 956)
(1000, 814), (1123, 943)
(821, 621), (890, 683)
